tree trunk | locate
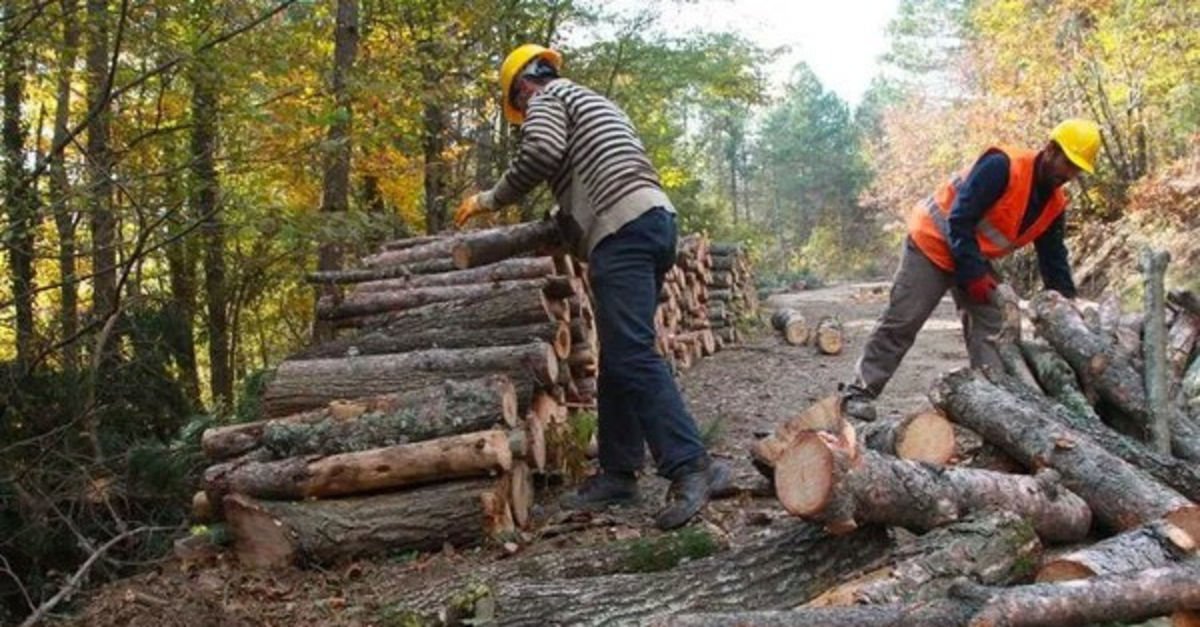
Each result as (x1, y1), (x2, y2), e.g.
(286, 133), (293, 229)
(809, 511), (1041, 607)
(3, 0), (35, 370)
(86, 0), (117, 326)
(223, 479), (505, 568)
(1037, 519), (1196, 582)
(312, 0), (359, 343)
(50, 0), (82, 373)
(775, 431), (1091, 543)
(771, 309), (809, 345)
(202, 375), (517, 460)
(305, 320), (570, 361)
(931, 368), (1200, 532)
(261, 342), (558, 418)
(308, 257), (457, 284)
(210, 430), (513, 500)
(317, 276), (575, 324)
(1142, 247), (1173, 453)
(450, 220), (563, 269)
(815, 317), (844, 355)
(348, 256), (555, 292)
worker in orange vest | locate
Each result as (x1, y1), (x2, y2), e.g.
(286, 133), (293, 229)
(842, 119), (1102, 421)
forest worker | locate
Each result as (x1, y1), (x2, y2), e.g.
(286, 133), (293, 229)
(840, 119), (1102, 421)
(453, 44), (730, 530)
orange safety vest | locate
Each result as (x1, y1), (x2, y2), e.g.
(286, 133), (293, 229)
(907, 146), (1068, 272)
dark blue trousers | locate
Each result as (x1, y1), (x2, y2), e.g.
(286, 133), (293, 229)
(588, 208), (707, 479)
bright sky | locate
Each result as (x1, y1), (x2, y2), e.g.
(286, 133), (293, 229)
(590, 0), (901, 106)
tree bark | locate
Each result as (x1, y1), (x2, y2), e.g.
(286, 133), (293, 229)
(380, 234), (444, 251)
(49, 0), (83, 373)
(3, 0), (35, 370)
(261, 342), (558, 418)
(1142, 247), (1173, 453)
(450, 220), (563, 270)
(202, 375), (517, 460)
(223, 479), (505, 568)
(1037, 519), (1196, 582)
(86, 0), (117, 326)
(809, 511), (1041, 606)
(299, 319), (570, 361)
(306, 257), (457, 284)
(770, 309), (808, 345)
(210, 430), (513, 500)
(775, 431), (1091, 543)
(349, 256), (555, 293)
(931, 367), (1200, 532)
(312, 0), (359, 343)
(1167, 311), (1200, 380)
(317, 276), (574, 323)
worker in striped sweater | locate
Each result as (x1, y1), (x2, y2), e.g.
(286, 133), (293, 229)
(454, 44), (731, 530)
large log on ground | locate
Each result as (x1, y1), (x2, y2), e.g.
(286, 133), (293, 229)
(991, 366), (1200, 503)
(931, 367), (1200, 533)
(261, 342), (558, 418)
(224, 480), (505, 568)
(451, 220), (562, 269)
(809, 511), (1041, 606)
(203, 376), (517, 460)
(1037, 519), (1197, 582)
(770, 308), (809, 345)
(208, 430), (513, 500)
(317, 276), (575, 323)
(351, 256), (557, 294)
(774, 430), (1091, 542)
(390, 520), (893, 625)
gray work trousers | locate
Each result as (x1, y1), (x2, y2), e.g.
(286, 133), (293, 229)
(854, 237), (1004, 397)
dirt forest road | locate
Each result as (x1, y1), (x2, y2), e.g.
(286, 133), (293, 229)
(67, 282), (974, 627)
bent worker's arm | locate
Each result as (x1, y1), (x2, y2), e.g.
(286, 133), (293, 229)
(947, 152), (1009, 286)
(479, 93), (569, 210)
(1034, 214), (1077, 298)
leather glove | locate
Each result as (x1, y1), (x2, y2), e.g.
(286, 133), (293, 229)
(453, 194), (484, 228)
(964, 273), (998, 305)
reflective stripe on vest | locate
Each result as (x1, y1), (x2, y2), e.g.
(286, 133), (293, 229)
(923, 175), (1017, 254)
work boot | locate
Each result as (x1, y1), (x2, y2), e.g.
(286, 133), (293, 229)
(840, 383), (878, 422)
(655, 458), (731, 530)
(559, 471), (640, 511)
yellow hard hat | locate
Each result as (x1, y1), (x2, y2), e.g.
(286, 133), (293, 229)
(499, 44), (562, 125)
(1050, 118), (1101, 174)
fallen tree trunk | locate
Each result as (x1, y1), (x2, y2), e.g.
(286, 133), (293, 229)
(209, 430), (514, 500)
(451, 220), (562, 270)
(775, 431), (1091, 542)
(295, 319), (571, 361)
(1037, 519), (1196, 582)
(771, 309), (809, 345)
(351, 256), (557, 294)
(224, 480), (505, 568)
(203, 376), (518, 460)
(809, 511), (1041, 606)
(261, 342), (558, 418)
(317, 277), (574, 323)
(306, 257), (458, 284)
(931, 367), (1200, 532)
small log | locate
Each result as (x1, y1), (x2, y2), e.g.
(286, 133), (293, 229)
(318, 277), (575, 323)
(809, 511), (1041, 606)
(775, 431), (1091, 542)
(1142, 247), (1173, 454)
(203, 376), (517, 460)
(451, 220), (562, 270)
(351, 256), (556, 294)
(770, 308), (809, 345)
(815, 316), (845, 355)
(306, 257), (457, 284)
(261, 342), (558, 418)
(1037, 519), (1197, 582)
(298, 320), (570, 361)
(209, 430), (514, 500)
(932, 367), (1200, 532)
(858, 410), (957, 465)
(224, 480), (505, 568)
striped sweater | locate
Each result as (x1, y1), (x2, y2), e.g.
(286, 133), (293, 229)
(480, 78), (674, 258)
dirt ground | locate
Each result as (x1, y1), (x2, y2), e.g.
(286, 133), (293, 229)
(62, 282), (973, 627)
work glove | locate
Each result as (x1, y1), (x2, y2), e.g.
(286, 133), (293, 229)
(454, 192), (497, 228)
(964, 273), (998, 305)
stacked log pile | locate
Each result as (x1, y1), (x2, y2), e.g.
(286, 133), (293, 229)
(705, 241), (758, 346)
(722, 254), (1200, 625)
(198, 221), (757, 568)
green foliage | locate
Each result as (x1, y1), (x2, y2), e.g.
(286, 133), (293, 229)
(620, 526), (721, 573)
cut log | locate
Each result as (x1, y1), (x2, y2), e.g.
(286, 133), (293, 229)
(203, 376), (517, 460)
(361, 234), (462, 268)
(261, 342), (558, 418)
(750, 395), (844, 472)
(1019, 340), (1098, 425)
(208, 430), (513, 500)
(191, 491), (213, 523)
(770, 308), (809, 345)
(1169, 312), (1200, 380)
(379, 234), (445, 252)
(775, 431), (1091, 542)
(305, 257), (457, 284)
(224, 480), (504, 568)
(296, 319), (570, 361)
(931, 367), (1200, 532)
(1037, 519), (1197, 582)
(815, 316), (845, 355)
(505, 460), (534, 528)
(351, 256), (556, 294)
(858, 410), (957, 465)
(451, 220), (562, 270)
(809, 511), (1041, 606)
(318, 276), (574, 323)
(1142, 247), (1173, 454)
(665, 602), (977, 627)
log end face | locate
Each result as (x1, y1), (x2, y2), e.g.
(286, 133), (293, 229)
(553, 322), (572, 360)
(1164, 506), (1200, 550)
(451, 243), (472, 270)
(223, 494), (296, 570)
(494, 376), (520, 427)
(775, 433), (835, 517)
(894, 411), (956, 465)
